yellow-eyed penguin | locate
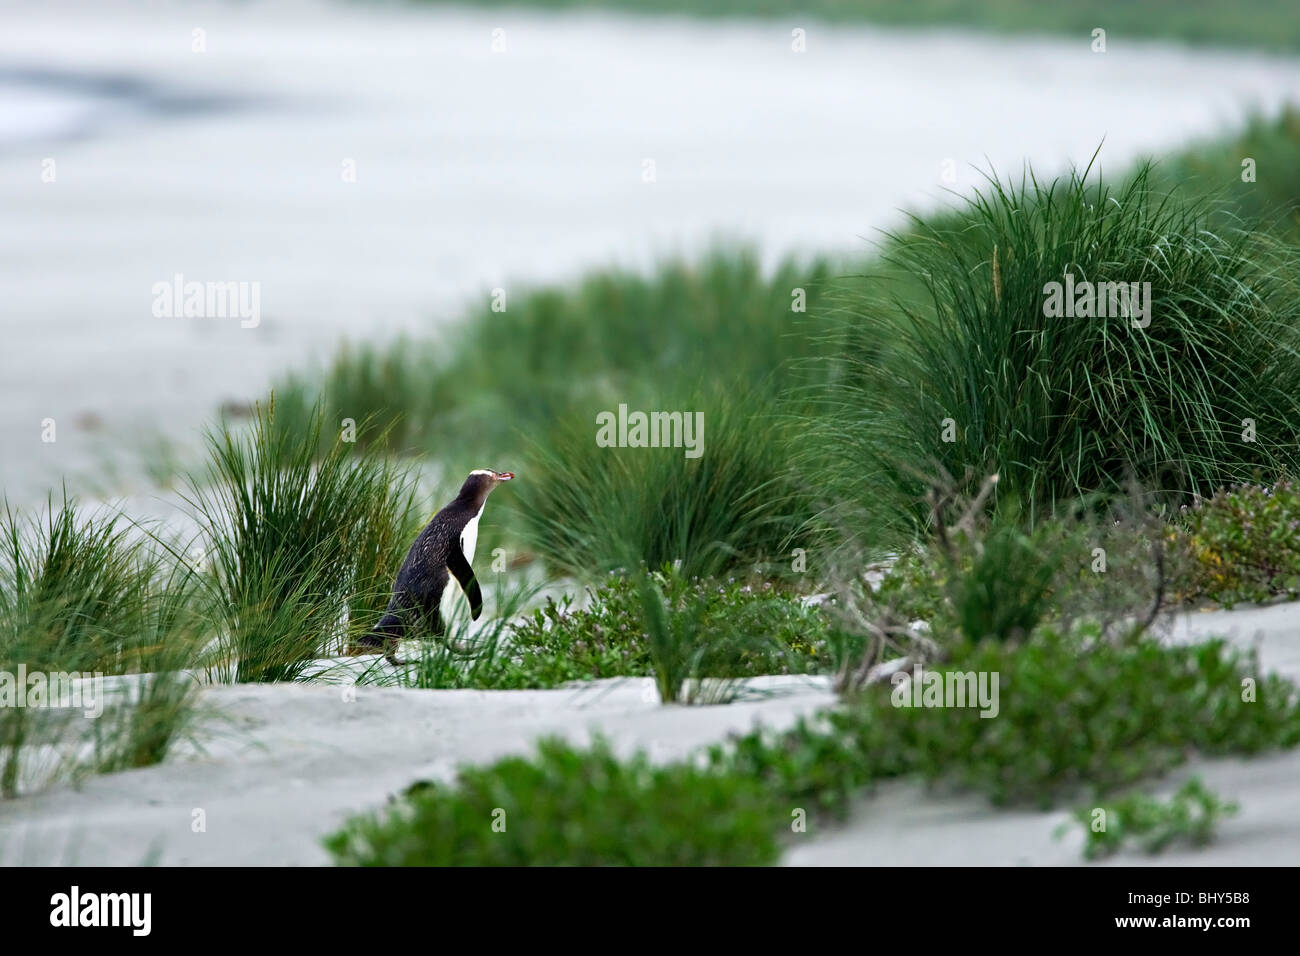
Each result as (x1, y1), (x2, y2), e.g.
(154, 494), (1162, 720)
(360, 468), (513, 662)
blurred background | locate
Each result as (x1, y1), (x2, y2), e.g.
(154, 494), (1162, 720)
(2, 0), (1299, 504)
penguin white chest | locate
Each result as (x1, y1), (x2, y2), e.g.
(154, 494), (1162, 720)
(441, 503), (485, 624)
(459, 503), (485, 567)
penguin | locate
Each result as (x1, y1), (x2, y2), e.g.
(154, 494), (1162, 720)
(358, 468), (513, 662)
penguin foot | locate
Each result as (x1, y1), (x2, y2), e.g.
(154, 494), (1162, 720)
(438, 636), (474, 655)
(344, 631), (388, 656)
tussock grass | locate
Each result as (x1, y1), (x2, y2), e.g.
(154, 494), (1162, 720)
(1, 496), (154, 675)
(0, 496), (205, 796)
(515, 387), (814, 579)
(808, 159), (1300, 538)
(274, 115), (1300, 575)
(181, 398), (422, 682)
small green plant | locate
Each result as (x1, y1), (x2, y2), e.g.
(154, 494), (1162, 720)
(504, 569), (829, 691)
(633, 567), (747, 704)
(1063, 778), (1240, 860)
(1171, 477), (1300, 607)
(923, 477), (1069, 645)
(326, 736), (782, 866)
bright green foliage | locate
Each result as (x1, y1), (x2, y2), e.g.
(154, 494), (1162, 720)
(1066, 778), (1240, 860)
(1172, 477), (1300, 607)
(326, 737), (782, 866)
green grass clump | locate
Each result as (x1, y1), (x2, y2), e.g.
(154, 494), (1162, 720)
(812, 160), (1300, 531)
(1, 497), (152, 677)
(1064, 778), (1240, 860)
(939, 508), (1063, 645)
(182, 398), (422, 682)
(326, 736), (781, 866)
(0, 496), (205, 796)
(1172, 477), (1300, 607)
(517, 387), (815, 579)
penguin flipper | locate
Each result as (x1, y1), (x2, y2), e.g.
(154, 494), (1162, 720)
(447, 546), (483, 620)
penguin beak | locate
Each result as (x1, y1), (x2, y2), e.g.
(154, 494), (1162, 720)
(495, 471), (514, 481)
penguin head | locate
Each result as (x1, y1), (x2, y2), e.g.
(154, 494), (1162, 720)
(457, 468), (514, 505)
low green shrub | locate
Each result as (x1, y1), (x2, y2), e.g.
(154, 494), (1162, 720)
(326, 737), (782, 866)
(851, 489), (1168, 653)
(1063, 777), (1240, 860)
(1171, 477), (1300, 607)
(504, 569), (829, 690)
(719, 628), (1300, 814)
